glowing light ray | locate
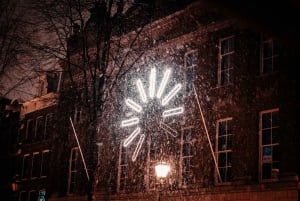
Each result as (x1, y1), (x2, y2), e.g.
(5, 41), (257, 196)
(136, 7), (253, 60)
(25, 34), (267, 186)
(162, 84), (182, 106)
(157, 69), (171, 99)
(163, 107), (184, 117)
(121, 117), (139, 127)
(125, 99), (142, 112)
(123, 127), (140, 147)
(160, 121), (178, 137)
(149, 68), (156, 98)
(137, 79), (147, 103)
(132, 134), (145, 162)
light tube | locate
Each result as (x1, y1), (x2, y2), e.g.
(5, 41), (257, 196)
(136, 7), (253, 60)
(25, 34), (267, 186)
(121, 117), (139, 127)
(162, 84), (182, 106)
(162, 107), (184, 117)
(149, 68), (156, 98)
(136, 79), (147, 103)
(132, 134), (145, 162)
(156, 69), (171, 98)
(160, 121), (178, 137)
(125, 99), (142, 113)
(123, 127), (140, 147)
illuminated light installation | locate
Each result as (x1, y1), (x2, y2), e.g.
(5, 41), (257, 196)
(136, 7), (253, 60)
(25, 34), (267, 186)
(137, 79), (147, 103)
(132, 134), (145, 162)
(123, 127), (141, 147)
(149, 68), (156, 98)
(162, 107), (184, 118)
(162, 84), (182, 106)
(121, 117), (139, 127)
(125, 99), (142, 112)
(156, 69), (171, 98)
(121, 67), (183, 161)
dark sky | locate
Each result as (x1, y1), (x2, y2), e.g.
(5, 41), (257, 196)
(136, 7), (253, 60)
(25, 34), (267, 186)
(205, 0), (300, 49)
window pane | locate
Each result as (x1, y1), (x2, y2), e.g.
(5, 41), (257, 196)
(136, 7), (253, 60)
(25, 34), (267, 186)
(262, 129), (271, 145)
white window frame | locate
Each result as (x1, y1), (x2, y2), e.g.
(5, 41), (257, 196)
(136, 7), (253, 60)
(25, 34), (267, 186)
(215, 117), (233, 184)
(260, 38), (279, 74)
(180, 126), (195, 187)
(184, 50), (198, 95)
(259, 108), (280, 182)
(67, 147), (79, 194)
(218, 36), (234, 86)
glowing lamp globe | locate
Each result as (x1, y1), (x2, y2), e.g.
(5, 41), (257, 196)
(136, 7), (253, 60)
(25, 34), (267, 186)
(155, 162), (171, 178)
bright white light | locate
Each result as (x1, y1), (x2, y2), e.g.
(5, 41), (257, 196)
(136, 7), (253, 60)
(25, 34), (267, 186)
(162, 84), (182, 106)
(160, 121), (178, 137)
(137, 79), (147, 103)
(123, 127), (140, 147)
(132, 134), (145, 162)
(162, 107), (184, 118)
(149, 68), (156, 98)
(121, 117), (139, 127)
(125, 99), (142, 113)
(157, 69), (171, 99)
(155, 162), (170, 178)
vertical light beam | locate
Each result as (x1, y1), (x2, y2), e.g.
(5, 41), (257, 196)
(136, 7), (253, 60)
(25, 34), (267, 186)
(123, 127), (140, 147)
(121, 117), (139, 127)
(125, 99), (142, 112)
(149, 68), (156, 98)
(132, 134), (145, 162)
(137, 79), (147, 103)
(157, 69), (171, 98)
(162, 84), (182, 106)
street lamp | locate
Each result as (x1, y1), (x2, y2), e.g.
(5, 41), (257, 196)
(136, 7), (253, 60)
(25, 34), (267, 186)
(155, 162), (170, 201)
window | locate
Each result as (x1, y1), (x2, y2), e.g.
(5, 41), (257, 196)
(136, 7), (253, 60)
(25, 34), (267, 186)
(68, 147), (79, 194)
(31, 152), (41, 179)
(38, 190), (46, 201)
(261, 38), (279, 74)
(44, 113), (53, 140)
(46, 72), (59, 93)
(26, 119), (35, 143)
(35, 116), (45, 141)
(149, 140), (160, 190)
(181, 127), (195, 187)
(216, 118), (233, 183)
(260, 109), (279, 181)
(19, 191), (27, 201)
(184, 50), (198, 95)
(118, 144), (128, 192)
(22, 154), (31, 179)
(28, 190), (38, 201)
(218, 36), (234, 86)
(41, 150), (50, 177)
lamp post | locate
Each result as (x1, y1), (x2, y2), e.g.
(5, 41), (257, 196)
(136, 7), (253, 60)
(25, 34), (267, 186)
(155, 162), (170, 201)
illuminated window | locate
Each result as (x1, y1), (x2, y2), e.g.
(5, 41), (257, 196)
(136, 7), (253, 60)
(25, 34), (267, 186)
(184, 50), (198, 95)
(35, 116), (45, 141)
(261, 38), (279, 74)
(41, 150), (50, 177)
(68, 147), (78, 194)
(260, 108), (279, 181)
(38, 190), (46, 201)
(181, 127), (195, 187)
(216, 118), (233, 183)
(22, 154), (31, 179)
(149, 140), (160, 190)
(118, 144), (128, 192)
(218, 36), (234, 86)
(31, 152), (41, 179)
